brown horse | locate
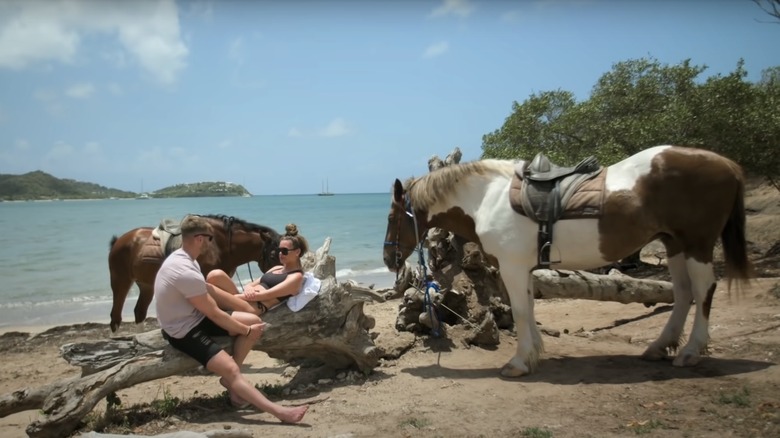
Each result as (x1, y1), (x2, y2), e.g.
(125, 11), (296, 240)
(108, 214), (281, 332)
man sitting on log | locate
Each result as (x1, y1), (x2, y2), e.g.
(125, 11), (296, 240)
(154, 215), (309, 423)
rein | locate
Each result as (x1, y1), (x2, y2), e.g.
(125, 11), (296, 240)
(384, 192), (441, 337)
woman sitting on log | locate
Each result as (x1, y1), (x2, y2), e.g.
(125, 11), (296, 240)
(208, 223), (309, 315)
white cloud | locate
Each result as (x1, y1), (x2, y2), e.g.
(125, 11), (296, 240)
(430, 0), (475, 18)
(83, 141), (101, 154)
(423, 41), (449, 59)
(319, 118), (351, 138)
(66, 83), (95, 99)
(288, 127), (303, 138)
(33, 88), (64, 115)
(0, 0), (188, 84)
(228, 37), (245, 65)
(15, 139), (29, 150)
(107, 82), (124, 95)
(45, 141), (75, 161)
(217, 139), (232, 149)
(501, 10), (522, 23)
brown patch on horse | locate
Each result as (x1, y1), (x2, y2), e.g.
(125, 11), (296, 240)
(598, 147), (743, 264)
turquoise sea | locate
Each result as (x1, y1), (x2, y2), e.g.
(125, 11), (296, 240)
(0, 193), (395, 329)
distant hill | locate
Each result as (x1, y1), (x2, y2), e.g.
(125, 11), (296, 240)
(154, 181), (251, 198)
(0, 171), (252, 200)
(0, 171), (135, 201)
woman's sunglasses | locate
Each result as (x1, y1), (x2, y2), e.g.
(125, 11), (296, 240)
(278, 247), (296, 255)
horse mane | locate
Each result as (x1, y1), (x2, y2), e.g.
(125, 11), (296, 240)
(200, 214), (280, 238)
(407, 159), (514, 210)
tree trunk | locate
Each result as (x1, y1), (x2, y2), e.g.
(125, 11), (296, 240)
(532, 269), (673, 304)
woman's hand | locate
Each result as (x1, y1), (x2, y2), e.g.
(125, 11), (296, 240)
(243, 287), (259, 301)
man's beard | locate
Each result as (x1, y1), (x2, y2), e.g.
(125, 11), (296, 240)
(199, 242), (220, 265)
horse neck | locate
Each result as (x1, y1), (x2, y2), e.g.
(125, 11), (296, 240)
(421, 174), (498, 242)
(221, 231), (262, 268)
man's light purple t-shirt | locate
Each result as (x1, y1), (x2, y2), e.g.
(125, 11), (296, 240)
(154, 248), (207, 338)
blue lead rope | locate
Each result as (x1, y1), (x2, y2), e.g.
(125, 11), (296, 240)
(416, 241), (441, 337)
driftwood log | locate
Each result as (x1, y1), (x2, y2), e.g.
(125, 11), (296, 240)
(0, 238), (383, 438)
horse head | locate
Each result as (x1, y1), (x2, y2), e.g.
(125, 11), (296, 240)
(383, 178), (429, 272)
(201, 214), (281, 273)
(259, 228), (282, 271)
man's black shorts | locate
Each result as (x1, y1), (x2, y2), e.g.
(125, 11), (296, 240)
(162, 317), (229, 367)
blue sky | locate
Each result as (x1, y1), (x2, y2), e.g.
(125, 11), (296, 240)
(0, 0), (778, 195)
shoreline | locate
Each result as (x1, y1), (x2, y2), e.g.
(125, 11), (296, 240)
(0, 271), (395, 335)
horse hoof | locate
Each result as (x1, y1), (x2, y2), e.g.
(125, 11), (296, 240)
(110, 321), (120, 333)
(500, 362), (529, 378)
(672, 352), (700, 367)
(640, 346), (667, 361)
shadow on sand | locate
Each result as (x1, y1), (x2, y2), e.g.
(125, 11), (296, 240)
(402, 354), (775, 385)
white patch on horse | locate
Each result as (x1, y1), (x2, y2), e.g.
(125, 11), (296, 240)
(605, 145), (672, 192)
(549, 219), (609, 269)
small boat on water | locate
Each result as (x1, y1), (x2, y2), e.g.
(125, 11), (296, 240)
(318, 179), (334, 196)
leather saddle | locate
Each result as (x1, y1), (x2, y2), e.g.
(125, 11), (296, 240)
(151, 218), (184, 257)
(511, 153), (602, 268)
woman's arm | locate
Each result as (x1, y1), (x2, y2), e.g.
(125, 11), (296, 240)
(243, 272), (304, 302)
(188, 292), (251, 336)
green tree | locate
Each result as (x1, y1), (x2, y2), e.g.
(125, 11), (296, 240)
(753, 0), (780, 22)
(481, 57), (779, 188)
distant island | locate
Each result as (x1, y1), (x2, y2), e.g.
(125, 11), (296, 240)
(0, 171), (252, 201)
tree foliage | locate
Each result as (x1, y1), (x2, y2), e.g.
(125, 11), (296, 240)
(753, 0), (780, 22)
(481, 57), (780, 188)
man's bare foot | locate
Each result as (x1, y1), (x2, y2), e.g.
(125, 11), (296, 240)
(277, 404), (309, 423)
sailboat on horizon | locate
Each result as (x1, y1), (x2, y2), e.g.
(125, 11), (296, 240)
(136, 179), (151, 200)
(318, 179), (334, 196)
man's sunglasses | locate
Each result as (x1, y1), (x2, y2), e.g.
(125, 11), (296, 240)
(278, 247), (296, 255)
(196, 234), (214, 242)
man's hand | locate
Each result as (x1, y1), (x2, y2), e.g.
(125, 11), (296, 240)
(247, 322), (267, 341)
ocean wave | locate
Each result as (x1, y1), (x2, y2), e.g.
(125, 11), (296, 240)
(335, 266), (393, 277)
(0, 295), (111, 309)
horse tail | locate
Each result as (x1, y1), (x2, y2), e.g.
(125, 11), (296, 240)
(720, 170), (754, 289)
(110, 235), (118, 250)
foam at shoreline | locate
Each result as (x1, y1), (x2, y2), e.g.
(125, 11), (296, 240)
(0, 272), (396, 334)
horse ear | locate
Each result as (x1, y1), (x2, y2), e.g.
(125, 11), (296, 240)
(393, 179), (404, 203)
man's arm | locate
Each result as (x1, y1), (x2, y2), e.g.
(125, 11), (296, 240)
(188, 292), (250, 336)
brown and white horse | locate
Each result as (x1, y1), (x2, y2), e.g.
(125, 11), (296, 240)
(383, 146), (753, 377)
(108, 214), (281, 332)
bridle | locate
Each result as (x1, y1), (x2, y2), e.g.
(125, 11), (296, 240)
(383, 191), (426, 272)
(383, 190), (441, 337)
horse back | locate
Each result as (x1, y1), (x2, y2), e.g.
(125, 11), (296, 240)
(108, 227), (157, 268)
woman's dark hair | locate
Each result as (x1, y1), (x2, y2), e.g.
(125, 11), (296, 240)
(281, 223), (309, 255)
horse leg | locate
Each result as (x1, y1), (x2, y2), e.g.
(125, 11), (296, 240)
(673, 258), (716, 367)
(499, 268), (542, 377)
(134, 283), (154, 324)
(109, 268), (134, 332)
(642, 253), (692, 360)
